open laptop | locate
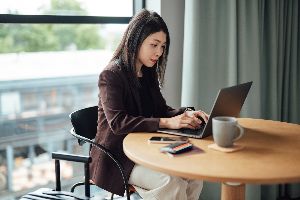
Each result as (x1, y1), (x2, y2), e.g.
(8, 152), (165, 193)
(157, 81), (253, 139)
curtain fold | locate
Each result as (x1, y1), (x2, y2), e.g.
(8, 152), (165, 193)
(260, 0), (299, 123)
(182, 0), (299, 199)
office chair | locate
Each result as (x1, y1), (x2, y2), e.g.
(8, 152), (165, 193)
(69, 106), (131, 200)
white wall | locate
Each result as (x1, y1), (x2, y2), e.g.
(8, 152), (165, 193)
(146, 0), (185, 108)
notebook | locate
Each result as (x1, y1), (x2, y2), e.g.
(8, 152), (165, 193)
(157, 81), (253, 139)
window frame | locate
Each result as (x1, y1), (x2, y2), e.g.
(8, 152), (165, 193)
(0, 14), (131, 24)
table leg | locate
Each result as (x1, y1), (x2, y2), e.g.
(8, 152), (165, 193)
(221, 182), (245, 200)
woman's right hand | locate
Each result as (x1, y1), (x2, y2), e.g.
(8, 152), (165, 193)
(159, 112), (203, 130)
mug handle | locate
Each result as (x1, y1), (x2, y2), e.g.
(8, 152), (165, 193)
(233, 124), (244, 141)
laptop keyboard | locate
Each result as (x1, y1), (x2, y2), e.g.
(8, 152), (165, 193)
(181, 126), (205, 136)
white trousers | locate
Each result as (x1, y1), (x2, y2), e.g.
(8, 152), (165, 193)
(129, 165), (203, 200)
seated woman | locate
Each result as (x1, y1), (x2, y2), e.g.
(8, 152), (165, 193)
(90, 9), (208, 200)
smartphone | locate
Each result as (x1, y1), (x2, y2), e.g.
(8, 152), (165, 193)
(148, 136), (189, 144)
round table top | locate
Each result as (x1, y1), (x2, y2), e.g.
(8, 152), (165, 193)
(123, 118), (300, 184)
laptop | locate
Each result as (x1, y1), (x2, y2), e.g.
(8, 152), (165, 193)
(157, 81), (253, 139)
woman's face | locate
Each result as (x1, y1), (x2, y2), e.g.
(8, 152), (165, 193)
(136, 31), (167, 69)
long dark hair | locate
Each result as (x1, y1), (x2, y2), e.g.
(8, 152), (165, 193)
(111, 9), (170, 87)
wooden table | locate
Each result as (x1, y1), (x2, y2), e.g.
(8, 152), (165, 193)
(123, 118), (300, 200)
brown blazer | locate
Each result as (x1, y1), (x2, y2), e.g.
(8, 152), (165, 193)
(90, 61), (185, 196)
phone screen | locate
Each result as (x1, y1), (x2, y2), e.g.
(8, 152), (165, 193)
(148, 136), (189, 144)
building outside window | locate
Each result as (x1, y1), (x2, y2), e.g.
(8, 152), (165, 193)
(0, 0), (138, 199)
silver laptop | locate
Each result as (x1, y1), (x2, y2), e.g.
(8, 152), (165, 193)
(157, 81), (253, 139)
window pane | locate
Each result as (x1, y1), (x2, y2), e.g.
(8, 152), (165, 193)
(0, 23), (126, 197)
(0, 0), (133, 17)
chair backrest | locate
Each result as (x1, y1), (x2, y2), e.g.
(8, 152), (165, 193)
(69, 106), (98, 140)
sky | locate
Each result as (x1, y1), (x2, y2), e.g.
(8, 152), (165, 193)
(0, 0), (133, 16)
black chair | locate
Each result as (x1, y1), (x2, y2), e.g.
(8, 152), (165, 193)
(69, 106), (131, 200)
(20, 106), (133, 200)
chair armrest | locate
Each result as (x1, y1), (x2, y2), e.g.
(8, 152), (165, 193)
(52, 152), (91, 164)
(51, 152), (91, 197)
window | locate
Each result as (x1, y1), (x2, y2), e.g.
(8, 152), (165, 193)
(0, 0), (143, 198)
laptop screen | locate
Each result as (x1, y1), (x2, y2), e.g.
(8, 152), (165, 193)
(158, 81), (253, 138)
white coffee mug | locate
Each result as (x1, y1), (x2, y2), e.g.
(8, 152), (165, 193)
(212, 116), (244, 147)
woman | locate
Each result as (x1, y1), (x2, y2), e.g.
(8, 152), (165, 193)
(90, 9), (208, 200)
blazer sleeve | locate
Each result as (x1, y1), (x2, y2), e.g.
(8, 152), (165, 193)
(99, 69), (160, 135)
(163, 104), (186, 118)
